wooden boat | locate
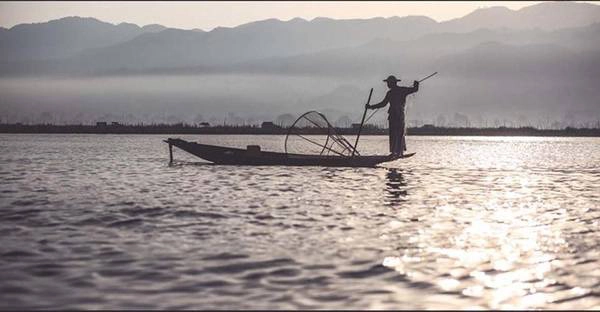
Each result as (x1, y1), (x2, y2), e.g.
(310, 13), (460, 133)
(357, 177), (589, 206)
(164, 138), (414, 168)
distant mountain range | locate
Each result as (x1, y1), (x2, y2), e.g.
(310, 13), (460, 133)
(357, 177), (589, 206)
(0, 17), (166, 62)
(441, 1), (600, 31)
(1, 1), (599, 76)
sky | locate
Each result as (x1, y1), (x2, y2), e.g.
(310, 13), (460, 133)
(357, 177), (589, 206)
(0, 1), (561, 31)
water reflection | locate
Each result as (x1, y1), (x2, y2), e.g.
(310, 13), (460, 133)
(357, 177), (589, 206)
(385, 169), (408, 206)
(2, 134), (599, 309)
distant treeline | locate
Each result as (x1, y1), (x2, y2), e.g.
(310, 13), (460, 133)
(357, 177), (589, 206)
(1, 123), (600, 137)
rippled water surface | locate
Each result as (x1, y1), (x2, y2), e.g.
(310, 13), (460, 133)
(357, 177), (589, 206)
(1, 134), (599, 309)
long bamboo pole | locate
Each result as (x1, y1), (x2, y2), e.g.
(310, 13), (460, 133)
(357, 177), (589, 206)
(352, 88), (373, 157)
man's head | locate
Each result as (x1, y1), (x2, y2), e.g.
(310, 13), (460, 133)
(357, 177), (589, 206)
(383, 75), (400, 88)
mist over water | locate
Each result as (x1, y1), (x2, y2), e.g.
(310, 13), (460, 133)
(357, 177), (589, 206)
(0, 134), (599, 309)
(0, 74), (344, 125)
(1, 73), (598, 128)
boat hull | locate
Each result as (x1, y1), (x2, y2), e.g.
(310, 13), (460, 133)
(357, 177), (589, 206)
(165, 138), (414, 168)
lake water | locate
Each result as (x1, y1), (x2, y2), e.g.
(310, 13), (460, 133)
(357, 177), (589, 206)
(1, 134), (599, 309)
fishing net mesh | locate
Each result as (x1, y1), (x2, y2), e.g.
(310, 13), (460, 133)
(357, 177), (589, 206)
(285, 111), (358, 156)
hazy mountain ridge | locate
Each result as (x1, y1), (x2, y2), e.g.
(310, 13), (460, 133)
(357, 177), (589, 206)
(4, 21), (598, 78)
(441, 2), (600, 31)
(59, 15), (439, 74)
(214, 22), (600, 80)
(2, 2), (600, 75)
(0, 16), (168, 62)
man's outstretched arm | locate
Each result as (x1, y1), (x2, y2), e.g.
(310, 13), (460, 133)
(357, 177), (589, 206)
(367, 91), (390, 109)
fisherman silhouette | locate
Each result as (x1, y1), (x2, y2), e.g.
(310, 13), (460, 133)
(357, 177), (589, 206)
(366, 75), (419, 156)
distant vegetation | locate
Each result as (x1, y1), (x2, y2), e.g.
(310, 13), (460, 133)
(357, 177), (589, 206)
(1, 122), (599, 137)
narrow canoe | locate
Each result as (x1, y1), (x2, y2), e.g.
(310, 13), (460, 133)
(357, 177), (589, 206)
(165, 138), (415, 168)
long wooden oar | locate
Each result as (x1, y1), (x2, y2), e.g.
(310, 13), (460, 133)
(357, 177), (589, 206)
(352, 88), (373, 156)
(364, 72), (438, 124)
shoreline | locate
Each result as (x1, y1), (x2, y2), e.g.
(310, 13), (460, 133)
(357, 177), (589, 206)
(1, 124), (600, 137)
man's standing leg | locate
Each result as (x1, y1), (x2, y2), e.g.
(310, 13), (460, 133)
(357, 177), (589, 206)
(399, 117), (406, 154)
(398, 123), (406, 155)
(388, 117), (397, 154)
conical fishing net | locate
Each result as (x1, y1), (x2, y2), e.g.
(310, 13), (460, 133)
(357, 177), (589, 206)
(284, 111), (358, 156)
